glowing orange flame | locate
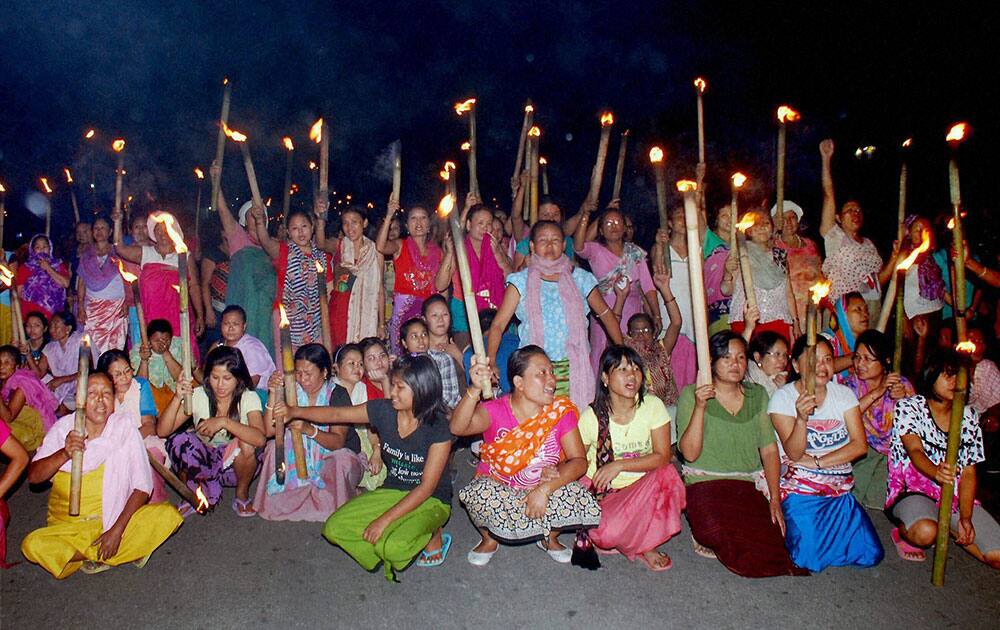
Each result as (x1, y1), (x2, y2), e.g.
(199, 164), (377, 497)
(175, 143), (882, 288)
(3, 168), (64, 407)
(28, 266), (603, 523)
(0, 182), (5, 193)
(809, 280), (832, 305)
(283, 137), (294, 151)
(437, 193), (455, 218)
(461, 141), (471, 151)
(64, 168), (73, 184)
(777, 105), (801, 123)
(956, 341), (977, 354)
(731, 172), (747, 188)
(112, 139), (125, 152)
(40, 177), (52, 194)
(694, 77), (707, 93)
(84, 129), (96, 139)
(539, 157), (547, 165)
(309, 118), (323, 143)
(0, 263), (14, 288)
(80, 334), (91, 349)
(946, 123), (968, 143)
(222, 122), (247, 142)
(454, 98), (476, 114)
(308, 161), (317, 170)
(902, 138), (913, 148)
(649, 147), (664, 163)
(278, 304), (290, 328)
(151, 213), (189, 254)
(896, 230), (931, 272)
(315, 260), (325, 274)
(444, 161), (456, 171)
(195, 486), (209, 512)
(117, 260), (138, 283)
(265, 197), (272, 207)
(735, 215), (756, 233)
(194, 168), (204, 180)
(600, 112), (614, 127)
(439, 169), (450, 181)
(676, 180), (698, 192)
(525, 104), (534, 113)
(947, 217), (955, 230)
(528, 126), (540, 137)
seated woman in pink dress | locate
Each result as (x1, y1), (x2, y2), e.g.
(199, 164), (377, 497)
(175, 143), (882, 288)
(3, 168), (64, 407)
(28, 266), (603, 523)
(0, 414), (30, 568)
(38, 310), (86, 416)
(574, 207), (658, 372)
(0, 344), (60, 453)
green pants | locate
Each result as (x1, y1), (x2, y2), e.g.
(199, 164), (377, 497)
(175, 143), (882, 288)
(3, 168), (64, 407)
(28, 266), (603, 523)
(323, 489), (450, 581)
(851, 447), (888, 510)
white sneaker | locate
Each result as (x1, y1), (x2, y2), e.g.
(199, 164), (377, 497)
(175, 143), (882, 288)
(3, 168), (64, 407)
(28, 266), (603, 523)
(536, 539), (572, 564)
(467, 547), (498, 566)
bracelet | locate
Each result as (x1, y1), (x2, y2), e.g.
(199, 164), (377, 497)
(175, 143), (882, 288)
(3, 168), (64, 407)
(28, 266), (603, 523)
(309, 425), (319, 439)
(466, 388), (480, 401)
(662, 296), (677, 304)
(596, 307), (611, 318)
(978, 266), (989, 279)
(812, 454), (822, 468)
(265, 404), (275, 411)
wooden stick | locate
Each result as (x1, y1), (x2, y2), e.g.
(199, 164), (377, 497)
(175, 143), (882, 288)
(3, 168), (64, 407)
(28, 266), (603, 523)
(282, 142), (294, 219)
(147, 452), (201, 510)
(237, 141), (264, 208)
(512, 102), (533, 199)
(279, 313), (308, 479)
(391, 147), (402, 205)
(319, 120), (329, 201)
(679, 182), (711, 385)
(316, 262), (332, 355)
(650, 150), (670, 274)
(211, 79), (232, 212)
(611, 131), (629, 201)
(587, 114), (614, 206)
(69, 336), (91, 515)
(528, 130), (540, 225)
(177, 251), (193, 416)
(875, 274), (898, 332)
(805, 303), (817, 396)
(892, 269), (906, 373)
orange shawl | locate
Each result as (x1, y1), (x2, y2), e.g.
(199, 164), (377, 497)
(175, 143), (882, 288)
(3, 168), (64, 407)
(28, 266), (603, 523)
(480, 396), (577, 477)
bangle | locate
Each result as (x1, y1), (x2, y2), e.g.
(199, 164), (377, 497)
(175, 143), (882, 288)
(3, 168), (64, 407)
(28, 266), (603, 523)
(309, 425), (319, 439)
(596, 307), (611, 318)
(812, 454), (822, 468)
(265, 404), (275, 411)
(466, 388), (480, 401)
(663, 296), (677, 304)
(978, 266), (989, 279)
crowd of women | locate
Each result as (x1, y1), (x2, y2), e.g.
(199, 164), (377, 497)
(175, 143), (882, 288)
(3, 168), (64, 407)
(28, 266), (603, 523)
(1, 138), (999, 581)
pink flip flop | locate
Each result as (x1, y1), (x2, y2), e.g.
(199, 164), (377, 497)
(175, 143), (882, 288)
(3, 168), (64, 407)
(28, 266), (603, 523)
(232, 498), (256, 518)
(891, 528), (926, 562)
(639, 552), (673, 572)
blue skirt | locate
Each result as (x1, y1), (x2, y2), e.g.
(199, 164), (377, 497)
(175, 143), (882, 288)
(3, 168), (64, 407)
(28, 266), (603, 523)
(782, 493), (884, 572)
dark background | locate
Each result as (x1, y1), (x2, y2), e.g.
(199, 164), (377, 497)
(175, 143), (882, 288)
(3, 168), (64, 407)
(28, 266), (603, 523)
(0, 1), (996, 255)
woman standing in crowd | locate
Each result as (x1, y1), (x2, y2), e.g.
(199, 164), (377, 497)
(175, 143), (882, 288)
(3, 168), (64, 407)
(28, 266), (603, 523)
(76, 217), (126, 357)
(321, 206), (384, 346)
(768, 336), (884, 572)
(487, 221), (622, 407)
(158, 346), (265, 516)
(822, 291), (870, 379)
(577, 345), (684, 570)
(772, 201), (821, 328)
(250, 204), (328, 352)
(745, 330), (790, 396)
(15, 235), (70, 320)
(842, 330), (913, 510)
(574, 206), (659, 371)
(0, 344), (59, 453)
(255, 343), (365, 521)
(677, 331), (806, 577)
(376, 199), (450, 353)
(888, 351), (1000, 568)
(289, 354), (453, 580)
(452, 347), (600, 566)
(704, 205), (733, 336)
(728, 209), (796, 342)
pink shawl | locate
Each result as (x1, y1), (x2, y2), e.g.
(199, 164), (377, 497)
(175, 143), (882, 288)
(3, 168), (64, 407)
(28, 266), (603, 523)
(465, 233), (506, 310)
(526, 254), (593, 404)
(2, 368), (59, 432)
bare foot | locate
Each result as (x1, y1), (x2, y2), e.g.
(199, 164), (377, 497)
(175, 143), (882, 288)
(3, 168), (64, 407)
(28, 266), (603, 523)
(641, 550), (673, 571)
(473, 538), (499, 554)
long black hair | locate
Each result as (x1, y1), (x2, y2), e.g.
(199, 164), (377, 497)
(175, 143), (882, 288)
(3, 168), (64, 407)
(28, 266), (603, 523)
(390, 354), (447, 426)
(507, 344), (549, 391)
(918, 350), (961, 402)
(202, 346), (254, 424)
(590, 345), (647, 473)
(788, 334), (834, 382)
(854, 329), (893, 372)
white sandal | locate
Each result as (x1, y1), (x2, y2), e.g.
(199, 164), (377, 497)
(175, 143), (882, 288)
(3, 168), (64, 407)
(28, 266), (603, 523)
(467, 547), (498, 566)
(536, 539), (572, 564)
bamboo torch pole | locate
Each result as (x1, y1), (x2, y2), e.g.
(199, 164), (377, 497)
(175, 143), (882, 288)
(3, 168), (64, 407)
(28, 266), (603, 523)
(211, 78), (232, 212)
(455, 99), (479, 199)
(282, 137), (294, 219)
(932, 122), (971, 587)
(39, 177), (53, 238)
(611, 130), (629, 201)
(586, 113), (614, 207)
(64, 169), (80, 223)
(513, 102), (534, 201)
(279, 306), (308, 479)
(775, 105), (800, 229)
(649, 147), (670, 274)
(678, 181), (711, 385)
(68, 335), (92, 515)
(528, 127), (540, 224)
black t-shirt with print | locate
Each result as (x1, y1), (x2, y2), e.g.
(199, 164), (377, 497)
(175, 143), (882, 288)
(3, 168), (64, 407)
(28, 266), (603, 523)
(366, 398), (453, 503)
(327, 385), (362, 454)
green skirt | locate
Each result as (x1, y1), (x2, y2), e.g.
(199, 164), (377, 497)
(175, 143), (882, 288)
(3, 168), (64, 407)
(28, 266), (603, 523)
(323, 489), (450, 581)
(226, 246), (277, 356)
(851, 447), (888, 510)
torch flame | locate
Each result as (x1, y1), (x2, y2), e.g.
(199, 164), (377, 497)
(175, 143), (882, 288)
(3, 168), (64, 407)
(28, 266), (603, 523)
(731, 172), (747, 188)
(946, 123), (968, 143)
(525, 104), (534, 113)
(777, 105), (801, 123)
(735, 215), (756, 233)
(528, 126), (540, 137)
(64, 168), (73, 183)
(116, 260), (138, 283)
(315, 260), (324, 274)
(539, 157), (547, 165)
(81, 334), (91, 349)
(151, 213), (189, 254)
(0, 263), (14, 287)
(40, 177), (52, 194)
(439, 169), (450, 181)
(0, 182), (5, 193)
(85, 129), (96, 139)
(279, 304), (290, 328)
(896, 230), (931, 272)
(444, 161), (456, 172)
(195, 486), (209, 512)
(956, 341), (977, 354)
(437, 193), (455, 218)
(649, 147), (664, 163)
(694, 77), (707, 93)
(283, 137), (294, 151)
(809, 280), (832, 305)
(454, 98), (476, 114)
(308, 161), (317, 170)
(194, 168), (204, 180)
(600, 112), (614, 127)
(309, 118), (324, 143)
(902, 138), (913, 148)
(676, 180), (698, 192)
(461, 141), (471, 151)
(947, 217), (955, 230)
(222, 122), (247, 142)
(112, 139), (125, 152)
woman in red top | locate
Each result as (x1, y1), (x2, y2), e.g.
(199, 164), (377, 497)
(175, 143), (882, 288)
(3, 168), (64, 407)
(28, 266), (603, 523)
(376, 198), (451, 353)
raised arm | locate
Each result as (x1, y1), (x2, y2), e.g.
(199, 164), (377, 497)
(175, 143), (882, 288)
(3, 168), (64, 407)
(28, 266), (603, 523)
(250, 203), (280, 259)
(157, 377), (193, 437)
(587, 287), (623, 345)
(486, 285), (520, 374)
(509, 173), (528, 242)
(200, 257), (217, 330)
(451, 357), (495, 437)
(210, 162), (240, 238)
(376, 197), (402, 258)
(819, 139), (837, 237)
(314, 197), (339, 254)
(652, 267), (682, 354)
(111, 207), (142, 263)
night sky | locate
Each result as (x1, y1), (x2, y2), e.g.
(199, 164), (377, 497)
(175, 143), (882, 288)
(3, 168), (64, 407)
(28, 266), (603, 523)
(1, 1), (995, 254)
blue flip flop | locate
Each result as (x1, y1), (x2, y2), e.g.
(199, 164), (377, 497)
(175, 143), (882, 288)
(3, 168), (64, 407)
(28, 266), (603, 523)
(416, 533), (452, 568)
